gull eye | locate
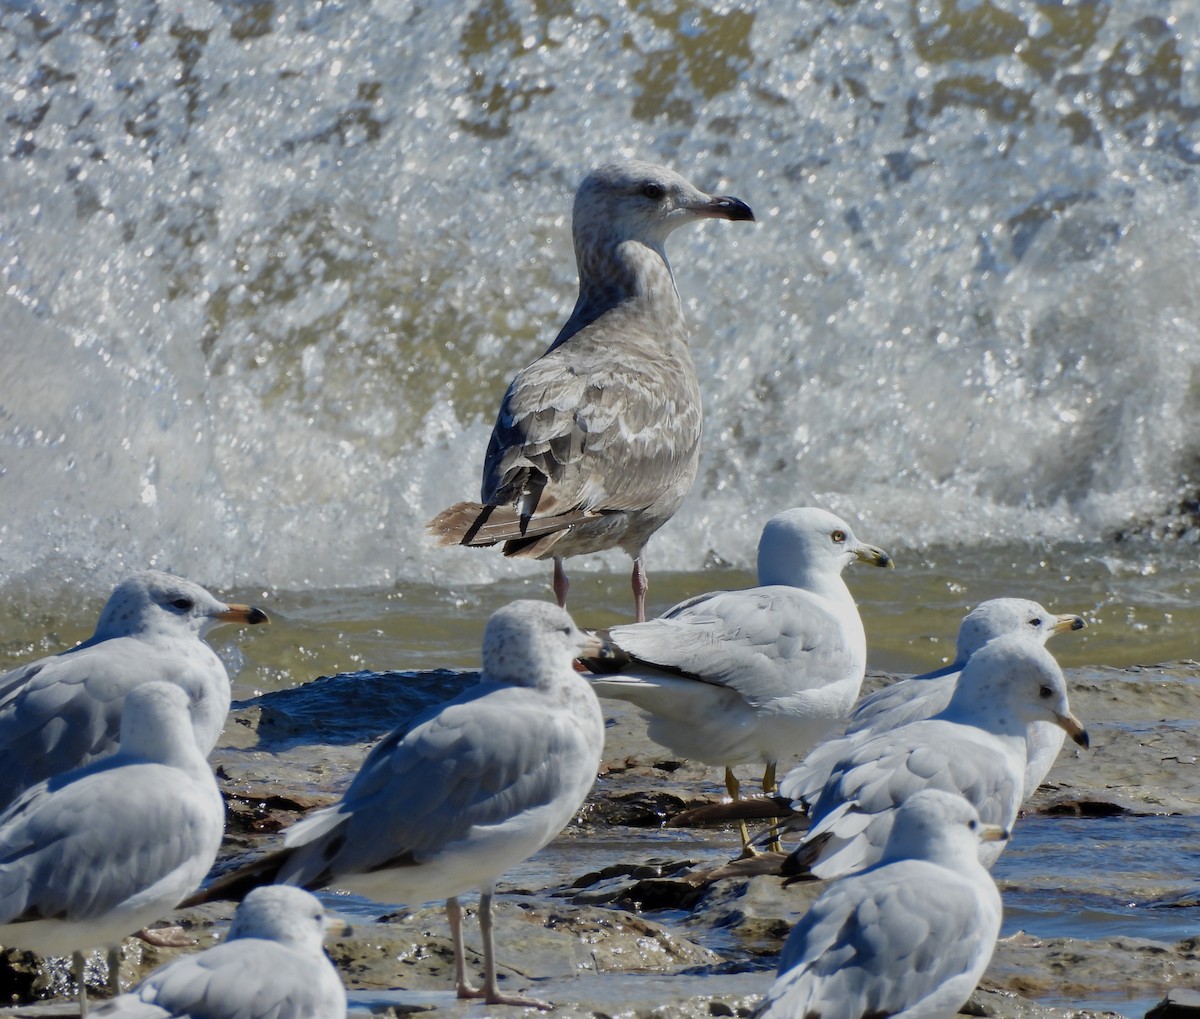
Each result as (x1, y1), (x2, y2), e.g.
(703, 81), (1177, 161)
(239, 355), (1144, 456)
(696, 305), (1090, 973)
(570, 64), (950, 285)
(831, 530), (846, 544)
(1039, 684), (1054, 699)
(1028, 617), (1042, 628)
(641, 182), (666, 200)
(171, 598), (194, 611)
(968, 818), (979, 831)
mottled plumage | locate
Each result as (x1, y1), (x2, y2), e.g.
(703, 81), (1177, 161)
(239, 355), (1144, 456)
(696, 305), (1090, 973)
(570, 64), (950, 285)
(92, 887), (346, 1019)
(757, 791), (1005, 1019)
(429, 160), (754, 620)
(0, 570), (267, 808)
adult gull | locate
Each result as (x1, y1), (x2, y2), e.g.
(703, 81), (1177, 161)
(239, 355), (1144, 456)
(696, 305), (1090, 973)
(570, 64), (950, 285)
(582, 507), (892, 846)
(783, 597), (1086, 810)
(782, 635), (1088, 881)
(184, 600), (609, 1011)
(92, 887), (346, 1019)
(428, 160), (755, 621)
(756, 790), (1005, 1019)
(0, 570), (267, 810)
(0, 682), (226, 1015)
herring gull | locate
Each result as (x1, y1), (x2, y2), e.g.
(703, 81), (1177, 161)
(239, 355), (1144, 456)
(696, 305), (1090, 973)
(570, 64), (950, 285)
(428, 160), (755, 621)
(782, 598), (1086, 810)
(581, 507), (892, 846)
(0, 570), (267, 810)
(782, 635), (1088, 881)
(183, 600), (609, 1011)
(755, 790), (1004, 1019)
(91, 887), (346, 1019)
(0, 682), (226, 1015)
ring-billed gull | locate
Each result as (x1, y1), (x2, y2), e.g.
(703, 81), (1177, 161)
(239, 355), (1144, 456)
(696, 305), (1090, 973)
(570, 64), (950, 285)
(91, 887), (346, 1018)
(428, 160), (755, 621)
(756, 790), (1005, 1019)
(782, 635), (1088, 881)
(0, 570), (267, 809)
(782, 598), (1086, 810)
(581, 507), (892, 846)
(0, 681), (225, 1015)
(185, 600), (609, 1010)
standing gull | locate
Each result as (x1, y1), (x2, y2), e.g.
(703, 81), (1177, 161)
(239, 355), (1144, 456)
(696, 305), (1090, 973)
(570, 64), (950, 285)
(782, 598), (1086, 810)
(756, 790), (1005, 1019)
(0, 682), (226, 1015)
(0, 570), (268, 809)
(184, 600), (609, 1010)
(581, 507), (892, 846)
(428, 160), (755, 621)
(782, 635), (1088, 881)
(92, 887), (346, 1018)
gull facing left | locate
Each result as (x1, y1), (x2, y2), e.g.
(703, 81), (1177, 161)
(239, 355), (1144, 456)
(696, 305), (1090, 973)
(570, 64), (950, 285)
(185, 600), (609, 1010)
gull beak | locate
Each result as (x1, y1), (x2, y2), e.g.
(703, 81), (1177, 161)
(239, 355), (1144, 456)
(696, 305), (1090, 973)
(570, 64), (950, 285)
(576, 629), (624, 673)
(1056, 710), (1090, 749)
(324, 916), (353, 938)
(216, 604), (270, 626)
(693, 194), (755, 222)
(1053, 613), (1087, 634)
(854, 543), (895, 569)
(978, 822), (1009, 843)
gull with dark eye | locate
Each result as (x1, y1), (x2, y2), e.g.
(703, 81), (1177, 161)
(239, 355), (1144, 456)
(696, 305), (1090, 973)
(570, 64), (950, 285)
(0, 570), (269, 811)
(428, 159), (755, 622)
(779, 634), (1088, 882)
(578, 506), (892, 851)
(758, 790), (1005, 1019)
(784, 596), (1087, 809)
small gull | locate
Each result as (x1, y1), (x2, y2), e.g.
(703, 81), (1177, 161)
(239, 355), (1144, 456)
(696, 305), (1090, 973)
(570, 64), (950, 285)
(428, 160), (755, 621)
(781, 635), (1088, 881)
(581, 507), (892, 846)
(783, 598), (1086, 810)
(0, 681), (226, 1015)
(184, 600), (609, 1010)
(756, 790), (1005, 1019)
(91, 886), (346, 1019)
(0, 570), (268, 810)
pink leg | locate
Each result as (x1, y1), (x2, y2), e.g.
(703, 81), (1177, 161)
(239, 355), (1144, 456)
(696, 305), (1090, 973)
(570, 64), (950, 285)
(552, 557), (569, 608)
(446, 896), (480, 998)
(631, 556), (647, 622)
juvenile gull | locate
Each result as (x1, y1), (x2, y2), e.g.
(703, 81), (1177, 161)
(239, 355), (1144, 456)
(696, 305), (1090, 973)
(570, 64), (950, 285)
(91, 887), (346, 1019)
(0, 570), (267, 809)
(783, 598), (1086, 809)
(756, 790), (1005, 1019)
(0, 682), (226, 1015)
(428, 160), (755, 621)
(781, 635), (1088, 881)
(184, 600), (609, 1010)
(581, 507), (892, 845)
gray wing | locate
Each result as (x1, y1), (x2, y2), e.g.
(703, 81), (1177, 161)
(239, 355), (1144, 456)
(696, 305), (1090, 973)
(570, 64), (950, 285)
(844, 674), (957, 735)
(607, 587), (857, 707)
(94, 940), (346, 1019)
(0, 638), (226, 808)
(284, 683), (595, 880)
(482, 323), (702, 515)
(760, 865), (997, 1019)
(0, 762), (218, 925)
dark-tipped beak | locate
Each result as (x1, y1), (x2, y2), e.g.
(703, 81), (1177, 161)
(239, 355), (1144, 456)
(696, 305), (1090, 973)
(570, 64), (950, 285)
(1054, 613), (1087, 634)
(217, 604), (270, 626)
(699, 195), (755, 222)
(854, 543), (895, 569)
(576, 629), (626, 674)
(1057, 710), (1090, 748)
(979, 823), (1009, 843)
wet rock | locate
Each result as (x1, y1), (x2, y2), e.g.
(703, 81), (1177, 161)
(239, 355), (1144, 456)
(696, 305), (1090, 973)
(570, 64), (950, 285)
(1146, 989), (1200, 1019)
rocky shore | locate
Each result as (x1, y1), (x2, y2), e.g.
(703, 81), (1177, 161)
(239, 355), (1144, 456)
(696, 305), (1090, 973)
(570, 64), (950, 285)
(2, 660), (1198, 1017)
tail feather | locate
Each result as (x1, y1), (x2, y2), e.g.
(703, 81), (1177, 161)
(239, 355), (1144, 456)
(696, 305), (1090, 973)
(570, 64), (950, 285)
(178, 849), (293, 907)
(426, 501), (595, 552)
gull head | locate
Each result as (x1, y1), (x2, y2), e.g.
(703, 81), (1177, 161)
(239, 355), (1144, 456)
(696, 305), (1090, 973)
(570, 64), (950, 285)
(756, 506), (893, 589)
(229, 886), (331, 952)
(483, 599), (613, 688)
(881, 789), (1008, 866)
(573, 159), (754, 257)
(92, 570), (269, 642)
(954, 597), (1087, 664)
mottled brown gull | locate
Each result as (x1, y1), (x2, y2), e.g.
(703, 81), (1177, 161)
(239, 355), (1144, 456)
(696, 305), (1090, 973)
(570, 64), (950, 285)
(428, 159), (754, 621)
